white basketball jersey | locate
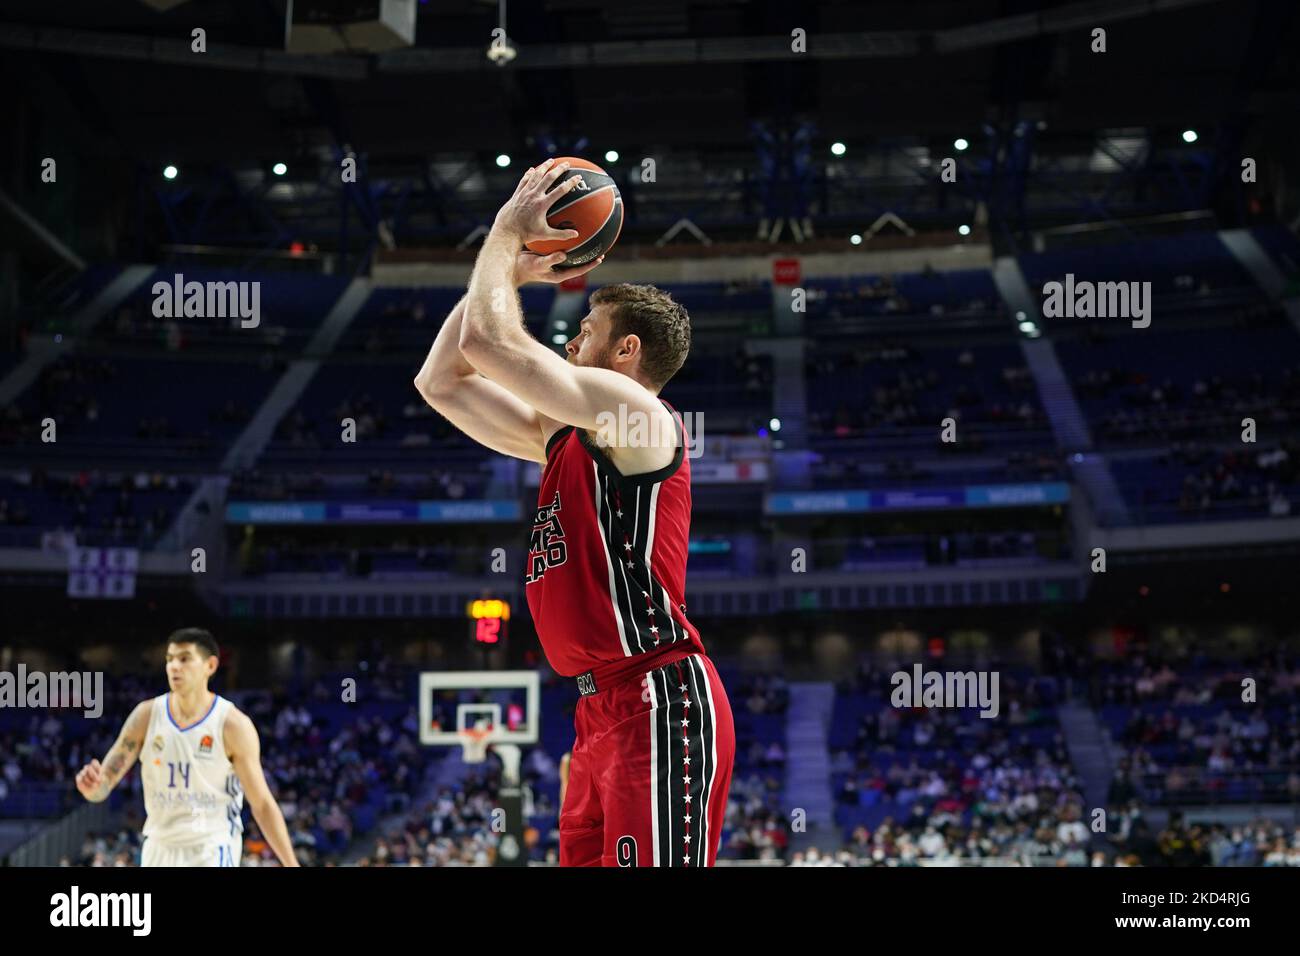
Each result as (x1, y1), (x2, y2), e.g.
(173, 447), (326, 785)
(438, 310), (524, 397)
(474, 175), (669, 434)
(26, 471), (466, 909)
(141, 693), (245, 846)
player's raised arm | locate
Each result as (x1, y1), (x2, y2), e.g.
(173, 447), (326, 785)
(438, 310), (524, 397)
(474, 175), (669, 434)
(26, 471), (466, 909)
(224, 708), (300, 867)
(461, 160), (665, 439)
(415, 250), (602, 462)
(414, 293), (547, 462)
(75, 700), (151, 803)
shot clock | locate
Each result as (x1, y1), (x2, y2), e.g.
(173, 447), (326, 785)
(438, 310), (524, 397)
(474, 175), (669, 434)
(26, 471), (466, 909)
(468, 598), (510, 647)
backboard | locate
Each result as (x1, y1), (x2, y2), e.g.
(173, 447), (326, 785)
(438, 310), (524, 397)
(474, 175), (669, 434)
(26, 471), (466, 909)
(418, 670), (540, 748)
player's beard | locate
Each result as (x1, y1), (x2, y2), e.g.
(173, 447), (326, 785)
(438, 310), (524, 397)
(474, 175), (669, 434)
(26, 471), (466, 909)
(571, 342), (617, 370)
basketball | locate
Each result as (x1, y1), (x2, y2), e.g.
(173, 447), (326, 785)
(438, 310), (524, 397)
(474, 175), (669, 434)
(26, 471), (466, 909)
(524, 156), (623, 268)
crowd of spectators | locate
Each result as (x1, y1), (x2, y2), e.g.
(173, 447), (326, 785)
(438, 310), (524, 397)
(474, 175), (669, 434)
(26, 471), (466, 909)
(807, 343), (1047, 439)
(271, 383), (477, 455)
(805, 272), (998, 322)
(355, 762), (564, 867)
(0, 356), (117, 444)
(829, 663), (1086, 865)
(12, 646), (1299, 868)
(0, 469), (192, 547)
(101, 301), (298, 352)
(1075, 346), (1300, 446)
(1096, 805), (1300, 867)
(1096, 652), (1300, 805)
(716, 669), (791, 861)
(1155, 441), (1298, 518)
(356, 296), (430, 355)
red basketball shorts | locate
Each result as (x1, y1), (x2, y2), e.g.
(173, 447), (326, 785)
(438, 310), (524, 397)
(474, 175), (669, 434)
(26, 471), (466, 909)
(559, 652), (735, 867)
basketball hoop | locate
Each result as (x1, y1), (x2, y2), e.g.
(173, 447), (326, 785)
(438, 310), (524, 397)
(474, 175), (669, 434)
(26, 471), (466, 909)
(460, 726), (492, 763)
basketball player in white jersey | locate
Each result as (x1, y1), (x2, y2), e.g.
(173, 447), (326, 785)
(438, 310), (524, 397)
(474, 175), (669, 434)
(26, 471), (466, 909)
(74, 628), (299, 867)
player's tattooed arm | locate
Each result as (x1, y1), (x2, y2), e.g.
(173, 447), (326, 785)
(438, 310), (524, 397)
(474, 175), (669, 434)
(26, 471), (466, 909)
(76, 701), (150, 803)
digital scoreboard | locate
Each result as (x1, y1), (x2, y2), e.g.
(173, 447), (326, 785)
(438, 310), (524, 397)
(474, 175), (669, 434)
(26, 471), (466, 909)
(467, 598), (510, 646)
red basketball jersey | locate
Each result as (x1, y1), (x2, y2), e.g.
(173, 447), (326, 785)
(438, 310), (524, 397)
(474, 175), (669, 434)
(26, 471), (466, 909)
(525, 400), (704, 678)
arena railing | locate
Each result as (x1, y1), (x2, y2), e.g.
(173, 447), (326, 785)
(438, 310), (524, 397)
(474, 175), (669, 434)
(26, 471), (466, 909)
(1132, 768), (1300, 804)
(4, 798), (114, 867)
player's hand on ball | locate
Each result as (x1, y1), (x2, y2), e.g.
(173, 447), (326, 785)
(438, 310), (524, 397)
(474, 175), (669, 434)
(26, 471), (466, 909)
(514, 252), (604, 286)
(75, 759), (103, 798)
(493, 159), (582, 245)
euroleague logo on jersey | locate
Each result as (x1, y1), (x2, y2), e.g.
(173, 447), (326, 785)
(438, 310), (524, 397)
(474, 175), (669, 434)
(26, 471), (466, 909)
(525, 491), (568, 584)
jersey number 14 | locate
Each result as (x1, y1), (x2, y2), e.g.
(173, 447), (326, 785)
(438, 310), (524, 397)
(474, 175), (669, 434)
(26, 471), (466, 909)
(167, 761), (191, 788)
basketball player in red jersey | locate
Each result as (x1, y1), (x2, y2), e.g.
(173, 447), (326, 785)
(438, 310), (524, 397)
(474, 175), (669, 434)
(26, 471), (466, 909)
(414, 158), (735, 866)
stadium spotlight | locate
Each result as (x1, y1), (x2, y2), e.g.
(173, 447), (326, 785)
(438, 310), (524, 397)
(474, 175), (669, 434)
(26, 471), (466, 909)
(163, 165), (178, 180)
(1182, 129), (1198, 143)
(850, 234), (862, 245)
(272, 162), (288, 176)
(958, 224), (971, 236)
(769, 418), (782, 432)
(554, 320), (567, 331)
(604, 150), (619, 163)
(496, 154), (511, 168)
(1018, 320), (1037, 333)
(830, 141), (846, 156)
(954, 138), (969, 151)
(551, 334), (567, 345)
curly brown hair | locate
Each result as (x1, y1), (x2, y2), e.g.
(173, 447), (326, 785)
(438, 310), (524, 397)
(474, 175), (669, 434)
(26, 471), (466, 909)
(589, 283), (691, 391)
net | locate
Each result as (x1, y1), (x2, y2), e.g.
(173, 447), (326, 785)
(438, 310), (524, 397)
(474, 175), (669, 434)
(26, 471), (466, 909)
(460, 726), (492, 763)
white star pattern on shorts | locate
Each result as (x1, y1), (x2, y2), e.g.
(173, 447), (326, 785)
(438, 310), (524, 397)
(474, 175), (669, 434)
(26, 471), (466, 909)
(680, 679), (694, 866)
